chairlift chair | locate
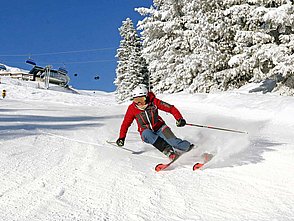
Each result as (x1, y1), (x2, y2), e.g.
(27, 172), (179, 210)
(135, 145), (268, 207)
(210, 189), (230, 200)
(26, 58), (36, 66)
(0, 64), (7, 71)
(58, 67), (68, 75)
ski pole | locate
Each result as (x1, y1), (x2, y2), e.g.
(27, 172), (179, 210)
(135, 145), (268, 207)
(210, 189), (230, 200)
(186, 123), (248, 134)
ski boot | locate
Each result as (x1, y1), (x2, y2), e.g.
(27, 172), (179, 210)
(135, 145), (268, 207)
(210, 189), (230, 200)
(153, 137), (178, 160)
(163, 146), (178, 160)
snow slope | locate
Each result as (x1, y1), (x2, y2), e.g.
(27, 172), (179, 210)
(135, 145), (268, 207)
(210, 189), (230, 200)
(0, 77), (293, 221)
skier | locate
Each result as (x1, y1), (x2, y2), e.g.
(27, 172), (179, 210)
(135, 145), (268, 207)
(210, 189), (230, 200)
(116, 84), (193, 160)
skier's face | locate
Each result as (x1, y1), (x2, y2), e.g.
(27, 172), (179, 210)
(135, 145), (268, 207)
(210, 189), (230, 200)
(133, 96), (147, 108)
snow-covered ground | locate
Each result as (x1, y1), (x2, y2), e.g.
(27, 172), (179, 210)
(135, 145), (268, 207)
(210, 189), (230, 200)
(0, 77), (293, 221)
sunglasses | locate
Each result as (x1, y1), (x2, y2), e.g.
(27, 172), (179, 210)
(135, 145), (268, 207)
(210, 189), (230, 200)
(133, 96), (146, 105)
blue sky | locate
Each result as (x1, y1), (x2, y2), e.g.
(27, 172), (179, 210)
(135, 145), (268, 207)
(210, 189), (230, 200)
(0, 0), (152, 92)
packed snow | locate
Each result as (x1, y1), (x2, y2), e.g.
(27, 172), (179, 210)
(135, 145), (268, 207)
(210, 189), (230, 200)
(0, 77), (293, 221)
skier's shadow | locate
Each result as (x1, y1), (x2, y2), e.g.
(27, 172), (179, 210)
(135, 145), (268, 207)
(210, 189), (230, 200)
(132, 150), (146, 155)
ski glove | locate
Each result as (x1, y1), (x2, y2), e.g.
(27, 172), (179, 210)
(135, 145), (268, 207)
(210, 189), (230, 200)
(176, 118), (186, 127)
(116, 138), (125, 147)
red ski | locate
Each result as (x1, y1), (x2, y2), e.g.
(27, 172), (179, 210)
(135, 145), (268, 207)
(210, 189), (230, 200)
(154, 147), (215, 172)
(193, 153), (214, 171)
(155, 144), (196, 172)
(193, 163), (205, 170)
(155, 154), (180, 172)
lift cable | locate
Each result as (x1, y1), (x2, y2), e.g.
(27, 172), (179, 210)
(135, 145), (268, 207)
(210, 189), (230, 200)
(0, 47), (116, 57)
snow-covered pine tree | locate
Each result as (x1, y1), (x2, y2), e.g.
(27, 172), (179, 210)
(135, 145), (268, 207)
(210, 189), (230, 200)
(137, 0), (233, 93)
(114, 18), (149, 102)
(185, 0), (235, 93)
(137, 0), (197, 93)
(222, 0), (294, 94)
(137, 0), (294, 95)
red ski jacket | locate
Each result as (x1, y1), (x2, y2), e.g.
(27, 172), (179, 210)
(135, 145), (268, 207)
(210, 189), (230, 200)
(119, 92), (183, 139)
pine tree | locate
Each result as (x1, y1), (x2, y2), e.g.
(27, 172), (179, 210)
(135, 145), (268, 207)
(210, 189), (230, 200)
(137, 0), (232, 93)
(114, 18), (149, 102)
(184, 0), (233, 93)
(137, 0), (194, 93)
(218, 0), (294, 94)
(137, 0), (294, 95)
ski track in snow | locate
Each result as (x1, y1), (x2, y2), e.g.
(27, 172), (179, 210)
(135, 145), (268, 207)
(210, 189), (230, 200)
(0, 79), (294, 221)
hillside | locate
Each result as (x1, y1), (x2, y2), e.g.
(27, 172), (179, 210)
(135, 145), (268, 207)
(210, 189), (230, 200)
(0, 77), (293, 221)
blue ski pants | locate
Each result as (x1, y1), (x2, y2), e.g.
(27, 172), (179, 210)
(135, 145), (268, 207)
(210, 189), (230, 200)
(141, 124), (191, 151)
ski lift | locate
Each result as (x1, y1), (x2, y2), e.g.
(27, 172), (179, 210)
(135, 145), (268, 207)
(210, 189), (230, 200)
(94, 75), (100, 80)
(0, 64), (7, 71)
(26, 58), (36, 66)
(58, 67), (68, 75)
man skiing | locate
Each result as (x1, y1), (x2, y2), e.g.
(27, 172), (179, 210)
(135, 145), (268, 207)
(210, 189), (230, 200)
(116, 84), (193, 160)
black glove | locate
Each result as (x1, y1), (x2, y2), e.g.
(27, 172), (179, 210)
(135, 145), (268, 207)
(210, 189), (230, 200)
(176, 118), (186, 127)
(116, 138), (125, 147)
